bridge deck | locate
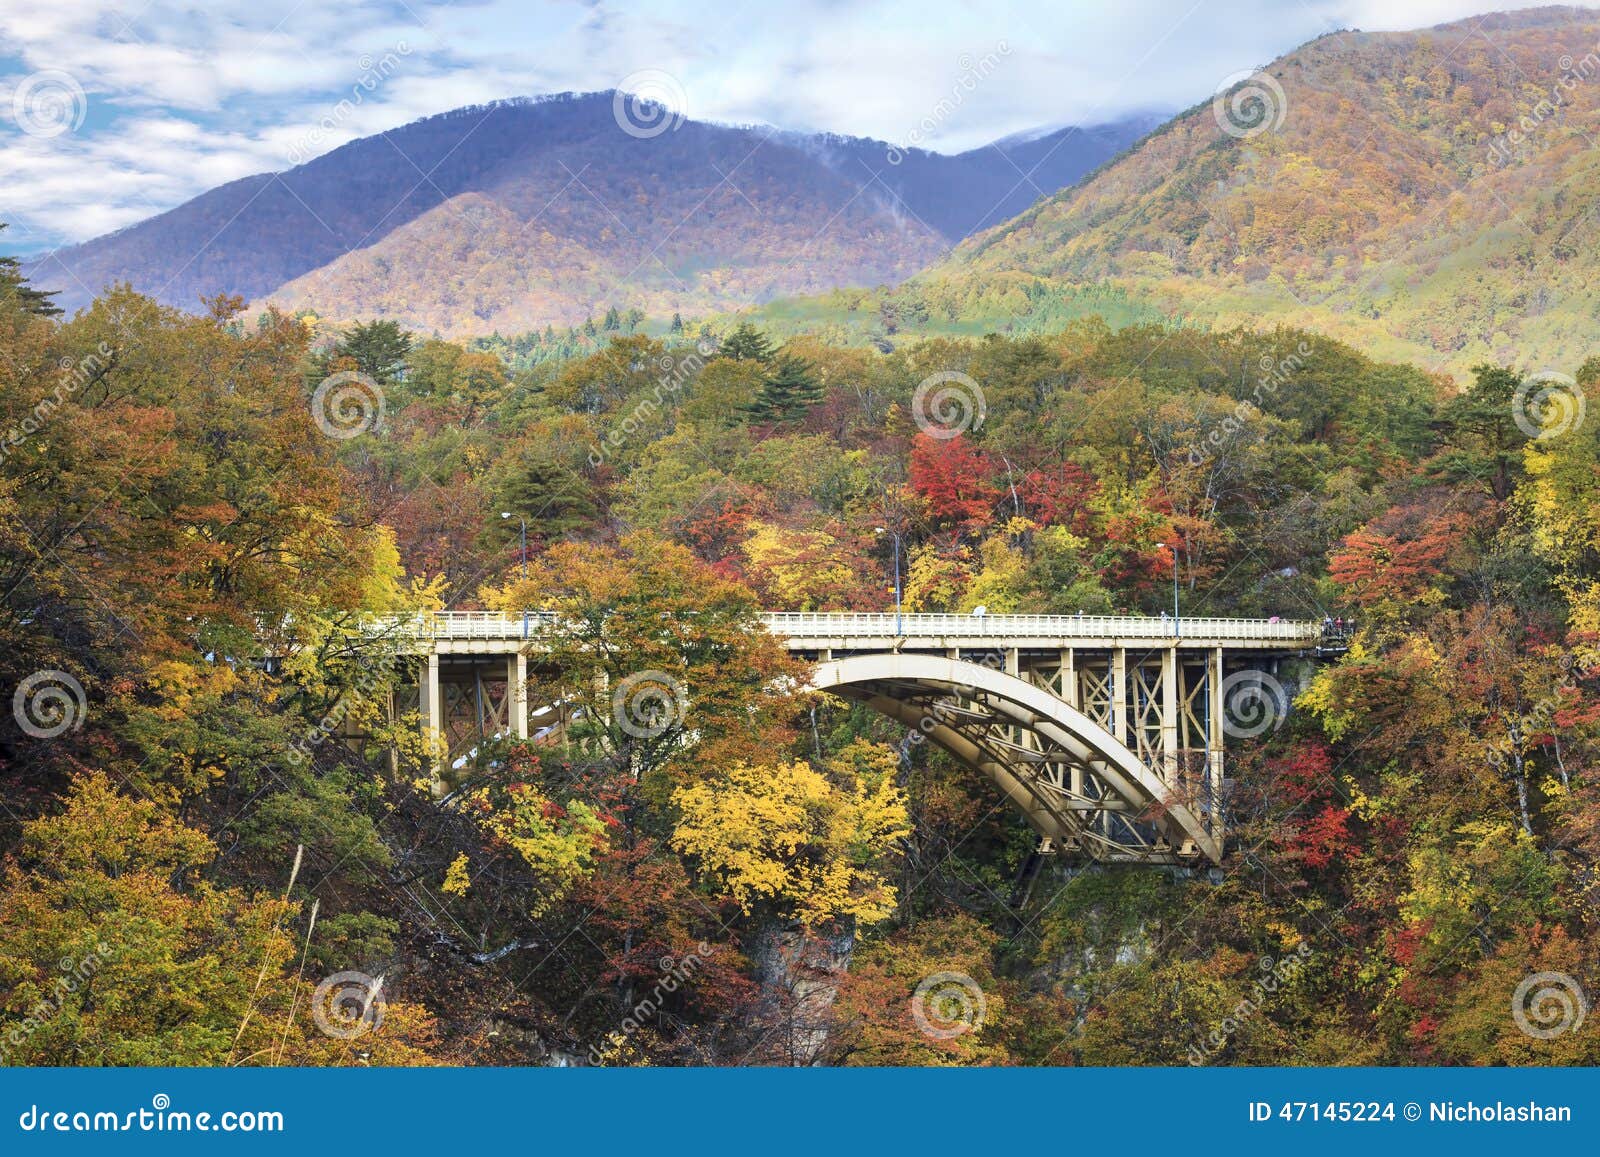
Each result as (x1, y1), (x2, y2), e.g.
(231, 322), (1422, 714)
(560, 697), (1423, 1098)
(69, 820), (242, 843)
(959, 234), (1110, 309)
(389, 611), (1324, 653)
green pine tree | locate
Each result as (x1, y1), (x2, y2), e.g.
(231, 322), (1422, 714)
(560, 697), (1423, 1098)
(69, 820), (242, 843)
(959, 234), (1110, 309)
(719, 322), (776, 364)
(746, 353), (823, 423)
(320, 319), (413, 385)
(0, 224), (61, 317)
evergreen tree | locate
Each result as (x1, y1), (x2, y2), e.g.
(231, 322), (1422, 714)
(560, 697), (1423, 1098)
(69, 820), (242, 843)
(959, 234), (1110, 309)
(1434, 364), (1527, 502)
(670, 312), (684, 335)
(322, 319), (413, 385)
(719, 322), (776, 364)
(602, 306), (621, 332)
(746, 353), (823, 423)
(0, 225), (61, 317)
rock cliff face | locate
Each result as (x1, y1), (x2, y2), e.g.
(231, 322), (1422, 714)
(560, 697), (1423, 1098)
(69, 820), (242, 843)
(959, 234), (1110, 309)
(750, 924), (857, 1065)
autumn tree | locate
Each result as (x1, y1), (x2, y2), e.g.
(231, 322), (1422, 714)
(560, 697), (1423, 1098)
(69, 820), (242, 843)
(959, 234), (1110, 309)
(0, 773), (438, 1065)
(670, 740), (910, 928)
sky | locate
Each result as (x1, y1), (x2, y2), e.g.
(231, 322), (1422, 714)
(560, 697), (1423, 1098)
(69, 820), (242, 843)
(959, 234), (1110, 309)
(0, 0), (1565, 253)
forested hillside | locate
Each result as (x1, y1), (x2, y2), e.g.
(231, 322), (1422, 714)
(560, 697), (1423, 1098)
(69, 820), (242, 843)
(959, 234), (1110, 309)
(4, 255), (1598, 1064)
(907, 6), (1600, 376)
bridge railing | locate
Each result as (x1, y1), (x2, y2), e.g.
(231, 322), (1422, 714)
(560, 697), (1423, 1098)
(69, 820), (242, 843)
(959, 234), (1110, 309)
(395, 610), (1322, 644)
(758, 611), (1321, 641)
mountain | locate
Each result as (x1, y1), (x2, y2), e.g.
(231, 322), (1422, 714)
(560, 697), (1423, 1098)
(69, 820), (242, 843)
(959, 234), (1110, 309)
(919, 5), (1600, 376)
(24, 93), (1154, 336)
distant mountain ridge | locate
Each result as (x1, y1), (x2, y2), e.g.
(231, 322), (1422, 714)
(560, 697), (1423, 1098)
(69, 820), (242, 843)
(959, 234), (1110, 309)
(26, 93), (1156, 336)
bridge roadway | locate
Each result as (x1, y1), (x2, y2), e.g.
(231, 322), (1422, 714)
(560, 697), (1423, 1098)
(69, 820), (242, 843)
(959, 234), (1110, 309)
(376, 611), (1329, 866)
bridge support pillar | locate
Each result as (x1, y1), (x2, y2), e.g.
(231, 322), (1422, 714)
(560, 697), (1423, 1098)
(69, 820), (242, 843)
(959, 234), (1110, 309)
(1061, 648), (1083, 797)
(1110, 647), (1128, 744)
(1209, 645), (1225, 831)
(1160, 645), (1179, 774)
(508, 651), (528, 739)
(424, 651), (443, 778)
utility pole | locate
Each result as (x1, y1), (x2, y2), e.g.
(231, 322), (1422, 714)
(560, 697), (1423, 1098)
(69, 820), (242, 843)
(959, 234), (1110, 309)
(876, 526), (903, 634)
(501, 512), (527, 578)
(1156, 540), (1180, 636)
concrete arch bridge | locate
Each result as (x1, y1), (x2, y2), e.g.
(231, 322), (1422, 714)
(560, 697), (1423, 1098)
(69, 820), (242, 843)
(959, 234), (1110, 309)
(377, 611), (1338, 866)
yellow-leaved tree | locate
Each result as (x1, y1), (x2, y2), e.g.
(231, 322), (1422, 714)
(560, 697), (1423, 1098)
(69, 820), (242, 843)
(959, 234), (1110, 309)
(670, 740), (910, 928)
(0, 773), (439, 1066)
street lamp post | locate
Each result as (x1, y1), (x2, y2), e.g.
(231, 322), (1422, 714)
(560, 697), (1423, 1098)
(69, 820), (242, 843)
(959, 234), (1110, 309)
(1156, 540), (1180, 636)
(501, 512), (527, 578)
(876, 526), (903, 635)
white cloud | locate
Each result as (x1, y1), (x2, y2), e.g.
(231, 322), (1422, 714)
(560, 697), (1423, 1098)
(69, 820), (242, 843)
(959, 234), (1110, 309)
(0, 0), (1572, 251)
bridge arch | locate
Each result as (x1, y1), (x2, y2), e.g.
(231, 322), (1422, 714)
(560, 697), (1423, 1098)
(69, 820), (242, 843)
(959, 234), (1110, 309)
(809, 653), (1221, 865)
